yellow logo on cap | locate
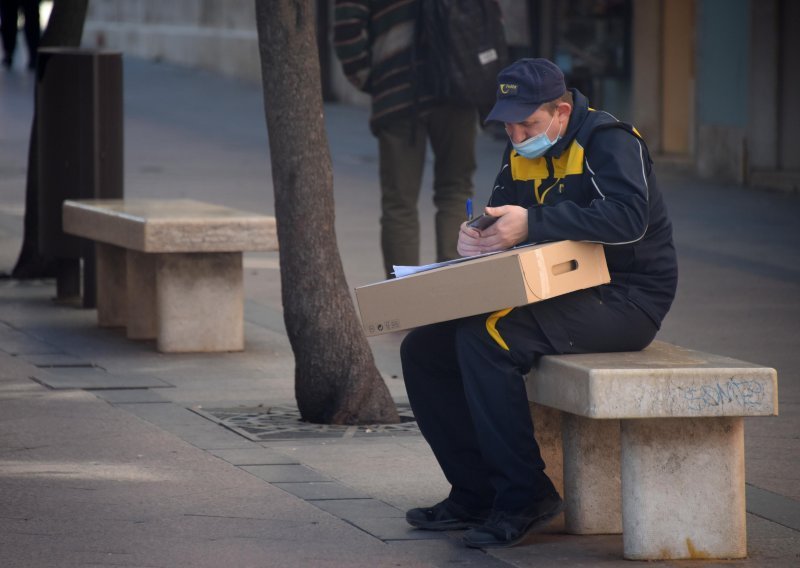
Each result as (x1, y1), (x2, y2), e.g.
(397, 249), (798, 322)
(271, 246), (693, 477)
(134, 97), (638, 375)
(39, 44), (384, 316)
(499, 83), (518, 95)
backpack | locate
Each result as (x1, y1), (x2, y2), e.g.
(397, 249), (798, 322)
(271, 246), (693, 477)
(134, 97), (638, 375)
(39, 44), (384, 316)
(415, 0), (509, 120)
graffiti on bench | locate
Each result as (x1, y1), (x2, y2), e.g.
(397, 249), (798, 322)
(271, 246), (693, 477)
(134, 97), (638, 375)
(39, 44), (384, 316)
(682, 377), (766, 412)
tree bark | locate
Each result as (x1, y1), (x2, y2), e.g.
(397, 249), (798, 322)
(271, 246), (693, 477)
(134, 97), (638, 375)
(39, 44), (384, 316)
(11, 0), (89, 278)
(254, 1), (399, 425)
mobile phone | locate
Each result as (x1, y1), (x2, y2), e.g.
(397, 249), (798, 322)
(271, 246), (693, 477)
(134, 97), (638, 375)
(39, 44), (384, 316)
(467, 214), (498, 230)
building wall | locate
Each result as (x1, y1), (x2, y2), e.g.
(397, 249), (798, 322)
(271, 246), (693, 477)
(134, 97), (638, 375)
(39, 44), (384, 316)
(747, 0), (800, 192)
(747, 0), (780, 173)
(776, 1), (800, 173)
(84, 0), (525, 108)
(661, 0), (694, 155)
(631, 1), (661, 153)
(83, 0), (797, 191)
(632, 0), (796, 190)
(84, 0), (261, 83)
(694, 0), (749, 183)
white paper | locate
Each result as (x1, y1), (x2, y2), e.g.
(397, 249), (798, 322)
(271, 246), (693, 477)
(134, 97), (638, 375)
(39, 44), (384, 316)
(392, 249), (512, 278)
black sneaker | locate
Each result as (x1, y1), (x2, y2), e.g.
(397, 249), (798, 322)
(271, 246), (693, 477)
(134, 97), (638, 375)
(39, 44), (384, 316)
(462, 493), (564, 548)
(406, 498), (490, 531)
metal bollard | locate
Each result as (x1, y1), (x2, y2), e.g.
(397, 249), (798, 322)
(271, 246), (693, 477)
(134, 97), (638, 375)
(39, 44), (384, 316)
(36, 48), (123, 307)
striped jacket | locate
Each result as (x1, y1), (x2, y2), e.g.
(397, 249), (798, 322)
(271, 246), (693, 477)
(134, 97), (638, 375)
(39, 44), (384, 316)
(334, 0), (437, 134)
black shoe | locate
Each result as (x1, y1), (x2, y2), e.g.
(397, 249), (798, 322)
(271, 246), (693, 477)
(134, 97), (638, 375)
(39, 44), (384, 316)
(406, 499), (490, 531)
(463, 493), (564, 548)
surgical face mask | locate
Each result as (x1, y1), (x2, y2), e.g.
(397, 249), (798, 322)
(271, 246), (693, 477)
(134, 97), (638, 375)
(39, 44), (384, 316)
(511, 113), (561, 159)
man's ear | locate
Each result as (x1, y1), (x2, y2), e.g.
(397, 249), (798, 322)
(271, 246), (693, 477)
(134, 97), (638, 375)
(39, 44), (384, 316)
(557, 101), (573, 120)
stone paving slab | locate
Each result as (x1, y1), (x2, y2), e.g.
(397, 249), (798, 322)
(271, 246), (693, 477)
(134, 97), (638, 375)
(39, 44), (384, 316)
(310, 499), (448, 543)
(0, 352), (437, 568)
(92, 388), (170, 404)
(353, 516), (446, 542)
(272, 481), (370, 501)
(0, 330), (61, 355)
(747, 485), (800, 532)
(18, 352), (93, 367)
(265, 437), (450, 514)
(743, 514), (800, 565)
(241, 464), (331, 483)
(208, 447), (300, 465)
(386, 540), (514, 567)
(243, 298), (286, 334)
(490, 514), (800, 567)
(489, 533), (625, 567)
(31, 366), (173, 390)
(119, 402), (254, 450)
(313, 498), (406, 519)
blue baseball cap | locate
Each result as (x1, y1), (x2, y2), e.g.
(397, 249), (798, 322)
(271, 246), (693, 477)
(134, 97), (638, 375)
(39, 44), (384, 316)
(485, 58), (566, 123)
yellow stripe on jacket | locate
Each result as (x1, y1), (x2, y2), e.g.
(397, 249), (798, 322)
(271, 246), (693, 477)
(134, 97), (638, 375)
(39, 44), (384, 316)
(485, 308), (513, 350)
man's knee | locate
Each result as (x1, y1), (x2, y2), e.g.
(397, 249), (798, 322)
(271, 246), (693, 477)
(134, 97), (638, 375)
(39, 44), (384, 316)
(401, 322), (460, 382)
(401, 323), (449, 366)
(400, 328), (423, 366)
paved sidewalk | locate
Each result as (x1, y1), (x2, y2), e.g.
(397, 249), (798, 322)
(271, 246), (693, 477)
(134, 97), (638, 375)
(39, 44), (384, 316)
(1, 57), (799, 567)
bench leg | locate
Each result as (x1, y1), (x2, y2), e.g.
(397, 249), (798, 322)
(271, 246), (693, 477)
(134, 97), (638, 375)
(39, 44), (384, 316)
(154, 252), (244, 353)
(562, 414), (622, 534)
(621, 417), (746, 560)
(95, 243), (127, 327)
(126, 250), (158, 340)
(529, 402), (565, 532)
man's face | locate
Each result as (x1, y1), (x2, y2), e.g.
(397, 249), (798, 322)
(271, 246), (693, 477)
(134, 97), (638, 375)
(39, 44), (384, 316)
(504, 103), (570, 144)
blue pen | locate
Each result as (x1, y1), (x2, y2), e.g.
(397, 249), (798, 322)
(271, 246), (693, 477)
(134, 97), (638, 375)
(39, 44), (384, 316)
(466, 198), (473, 221)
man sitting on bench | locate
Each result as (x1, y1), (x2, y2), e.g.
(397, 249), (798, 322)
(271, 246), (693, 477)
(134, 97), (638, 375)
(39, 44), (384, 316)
(401, 58), (678, 549)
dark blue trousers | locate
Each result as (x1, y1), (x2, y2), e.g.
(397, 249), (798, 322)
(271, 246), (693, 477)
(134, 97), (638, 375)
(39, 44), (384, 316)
(400, 286), (657, 512)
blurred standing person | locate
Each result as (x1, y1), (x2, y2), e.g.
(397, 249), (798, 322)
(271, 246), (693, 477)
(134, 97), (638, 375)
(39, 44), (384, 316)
(0, 0), (40, 69)
(334, 0), (482, 278)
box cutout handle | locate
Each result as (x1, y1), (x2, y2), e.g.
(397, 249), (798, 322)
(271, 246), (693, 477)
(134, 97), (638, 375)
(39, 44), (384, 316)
(552, 259), (578, 276)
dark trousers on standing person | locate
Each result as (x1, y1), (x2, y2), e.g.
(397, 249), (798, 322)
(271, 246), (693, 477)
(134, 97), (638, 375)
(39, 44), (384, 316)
(376, 103), (477, 278)
(400, 286), (658, 512)
(0, 0), (40, 69)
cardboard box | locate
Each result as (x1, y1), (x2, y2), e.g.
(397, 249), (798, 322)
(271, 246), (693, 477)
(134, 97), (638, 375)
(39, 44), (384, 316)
(355, 241), (610, 336)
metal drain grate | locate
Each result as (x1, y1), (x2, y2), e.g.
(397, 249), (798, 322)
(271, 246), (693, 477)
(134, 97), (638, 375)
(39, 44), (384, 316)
(192, 404), (420, 441)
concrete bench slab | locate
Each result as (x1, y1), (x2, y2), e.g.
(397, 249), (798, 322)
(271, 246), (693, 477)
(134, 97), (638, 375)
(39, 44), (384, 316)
(63, 199), (278, 353)
(62, 198), (278, 253)
(529, 340), (777, 419)
(526, 341), (778, 560)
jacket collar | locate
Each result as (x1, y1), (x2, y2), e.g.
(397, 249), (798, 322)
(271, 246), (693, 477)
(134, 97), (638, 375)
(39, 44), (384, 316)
(546, 88), (589, 159)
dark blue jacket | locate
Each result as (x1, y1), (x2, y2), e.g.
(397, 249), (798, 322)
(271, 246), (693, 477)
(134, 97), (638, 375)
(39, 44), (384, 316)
(488, 89), (678, 327)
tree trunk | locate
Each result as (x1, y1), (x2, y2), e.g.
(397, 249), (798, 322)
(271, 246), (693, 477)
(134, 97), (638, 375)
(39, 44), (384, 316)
(254, 1), (399, 425)
(11, 0), (89, 278)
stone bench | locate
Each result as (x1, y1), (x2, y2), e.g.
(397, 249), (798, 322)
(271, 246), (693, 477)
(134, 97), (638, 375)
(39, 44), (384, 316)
(62, 198), (278, 353)
(525, 341), (778, 560)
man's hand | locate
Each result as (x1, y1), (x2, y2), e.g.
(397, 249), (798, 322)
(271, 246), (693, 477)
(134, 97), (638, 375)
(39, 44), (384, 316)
(457, 205), (528, 256)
